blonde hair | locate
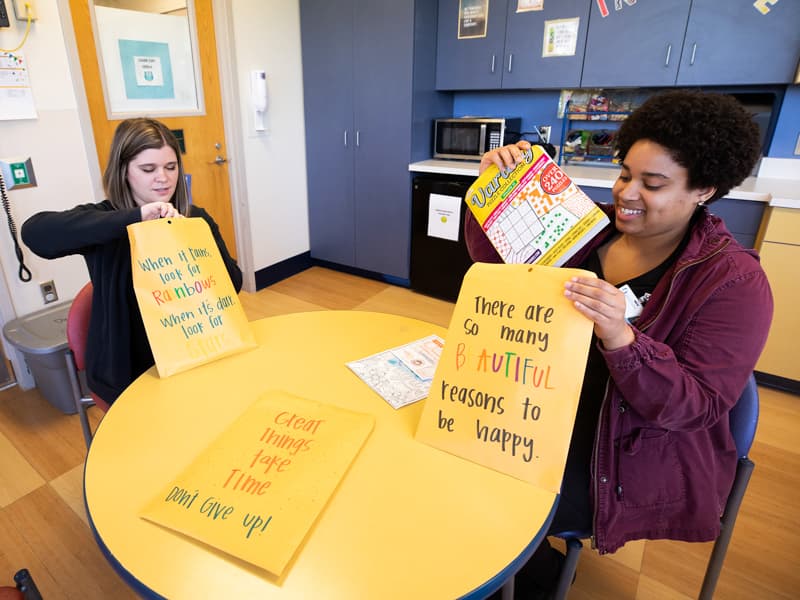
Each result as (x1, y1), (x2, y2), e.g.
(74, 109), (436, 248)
(102, 118), (190, 215)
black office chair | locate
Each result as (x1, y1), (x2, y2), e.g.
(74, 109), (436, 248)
(550, 374), (759, 600)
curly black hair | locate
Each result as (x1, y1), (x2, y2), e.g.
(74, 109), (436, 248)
(615, 90), (761, 202)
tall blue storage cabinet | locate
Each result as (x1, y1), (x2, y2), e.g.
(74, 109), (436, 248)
(300, 0), (449, 280)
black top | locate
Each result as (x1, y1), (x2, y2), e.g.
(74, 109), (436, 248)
(21, 201), (243, 404)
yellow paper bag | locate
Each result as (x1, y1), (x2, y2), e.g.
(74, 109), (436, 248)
(128, 217), (256, 377)
(415, 263), (595, 492)
(140, 390), (375, 576)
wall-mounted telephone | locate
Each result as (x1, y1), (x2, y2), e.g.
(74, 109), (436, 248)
(0, 1), (10, 28)
(251, 70), (268, 132)
(0, 170), (32, 281)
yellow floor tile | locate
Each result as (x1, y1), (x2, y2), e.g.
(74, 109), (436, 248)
(0, 430), (45, 507)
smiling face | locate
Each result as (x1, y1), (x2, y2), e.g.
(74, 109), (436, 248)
(125, 145), (179, 207)
(612, 139), (715, 245)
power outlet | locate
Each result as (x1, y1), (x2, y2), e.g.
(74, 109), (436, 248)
(40, 280), (58, 304)
(12, 0), (36, 21)
(537, 125), (552, 144)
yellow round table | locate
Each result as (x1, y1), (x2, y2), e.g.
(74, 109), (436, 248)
(84, 311), (558, 599)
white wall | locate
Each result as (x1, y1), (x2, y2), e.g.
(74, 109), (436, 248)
(228, 0), (309, 270)
(0, 1), (96, 386)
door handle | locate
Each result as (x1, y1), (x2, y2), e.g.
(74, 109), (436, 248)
(209, 155), (228, 165)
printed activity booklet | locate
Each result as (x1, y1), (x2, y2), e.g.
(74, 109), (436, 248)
(465, 145), (609, 265)
(347, 335), (445, 409)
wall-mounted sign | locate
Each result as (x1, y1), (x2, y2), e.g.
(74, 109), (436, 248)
(517, 0), (544, 12)
(458, 0), (489, 40)
(0, 52), (36, 120)
(542, 17), (581, 58)
(120, 40), (174, 100)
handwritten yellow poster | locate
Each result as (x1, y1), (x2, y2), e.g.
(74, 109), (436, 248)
(140, 390), (374, 575)
(128, 217), (256, 377)
(415, 263), (594, 492)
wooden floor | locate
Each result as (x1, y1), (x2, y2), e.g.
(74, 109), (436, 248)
(0, 266), (797, 599)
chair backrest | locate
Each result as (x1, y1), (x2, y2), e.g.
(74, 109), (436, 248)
(729, 374), (759, 459)
(66, 282), (93, 372)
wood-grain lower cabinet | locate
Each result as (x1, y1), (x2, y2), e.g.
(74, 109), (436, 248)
(756, 207), (800, 384)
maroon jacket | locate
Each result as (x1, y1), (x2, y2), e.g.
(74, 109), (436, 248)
(465, 204), (773, 553)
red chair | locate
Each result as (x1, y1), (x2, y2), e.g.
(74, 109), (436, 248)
(65, 282), (110, 449)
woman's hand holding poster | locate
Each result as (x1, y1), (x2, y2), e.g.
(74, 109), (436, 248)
(415, 263), (595, 492)
(128, 217), (255, 377)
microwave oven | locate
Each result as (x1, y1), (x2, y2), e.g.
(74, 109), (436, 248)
(433, 117), (521, 160)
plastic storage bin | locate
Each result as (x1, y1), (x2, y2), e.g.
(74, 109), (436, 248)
(2, 301), (76, 414)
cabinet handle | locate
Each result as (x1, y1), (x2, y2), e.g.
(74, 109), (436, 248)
(507, 53), (513, 73)
(356, 130), (360, 147)
(664, 43), (672, 67)
(491, 54), (496, 73)
(344, 130), (348, 147)
(690, 42), (697, 66)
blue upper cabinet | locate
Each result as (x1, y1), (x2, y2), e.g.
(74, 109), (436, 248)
(582, 0), (800, 88)
(502, 0), (590, 89)
(436, 0), (508, 90)
(436, 0), (590, 90)
(581, 0), (691, 88)
(677, 0), (800, 86)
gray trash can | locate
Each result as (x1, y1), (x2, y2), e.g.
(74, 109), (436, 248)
(3, 301), (76, 414)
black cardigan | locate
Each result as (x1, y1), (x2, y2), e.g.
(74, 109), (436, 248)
(21, 201), (243, 403)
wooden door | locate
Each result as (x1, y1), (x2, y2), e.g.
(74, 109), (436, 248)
(68, 0), (237, 259)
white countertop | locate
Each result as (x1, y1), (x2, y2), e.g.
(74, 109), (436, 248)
(409, 159), (800, 208)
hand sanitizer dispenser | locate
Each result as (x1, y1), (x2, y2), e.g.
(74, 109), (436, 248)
(251, 70), (268, 132)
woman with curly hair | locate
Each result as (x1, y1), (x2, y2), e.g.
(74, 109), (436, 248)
(467, 90), (773, 598)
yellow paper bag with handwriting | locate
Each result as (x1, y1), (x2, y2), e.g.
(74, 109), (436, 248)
(140, 390), (374, 576)
(128, 217), (255, 378)
(415, 262), (595, 492)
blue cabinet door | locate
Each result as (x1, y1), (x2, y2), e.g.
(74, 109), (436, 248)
(353, 0), (415, 278)
(300, 0), (356, 267)
(677, 0), (800, 86)
(581, 0), (691, 88)
(502, 0), (590, 89)
(436, 0), (508, 90)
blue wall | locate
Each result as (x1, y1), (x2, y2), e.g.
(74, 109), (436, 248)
(768, 85), (800, 158)
(452, 90), (562, 141)
(454, 86), (800, 162)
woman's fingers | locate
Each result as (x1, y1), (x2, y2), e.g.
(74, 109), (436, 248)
(564, 277), (634, 349)
(479, 140), (532, 174)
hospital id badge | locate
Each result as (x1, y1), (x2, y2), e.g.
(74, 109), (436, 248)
(619, 284), (643, 321)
